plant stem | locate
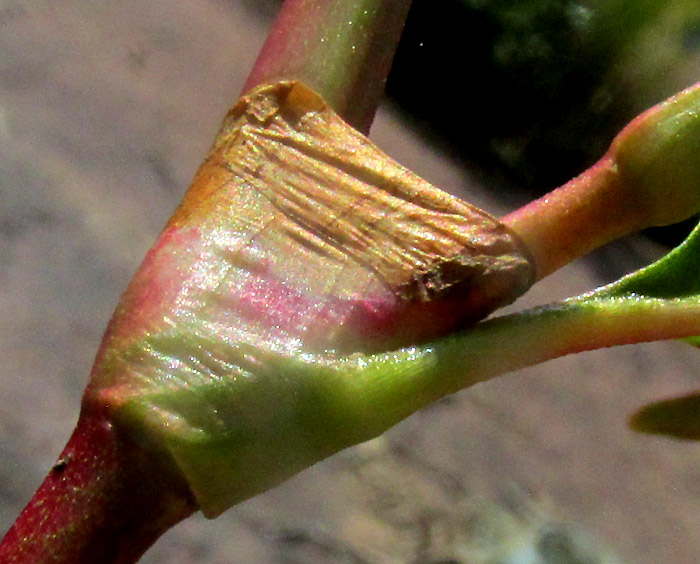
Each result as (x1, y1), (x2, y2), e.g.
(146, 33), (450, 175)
(0, 405), (196, 564)
(502, 156), (640, 280)
(243, 0), (413, 133)
(350, 296), (700, 438)
(504, 81), (700, 281)
(2, 2), (415, 562)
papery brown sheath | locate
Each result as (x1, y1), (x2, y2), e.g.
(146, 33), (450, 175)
(81, 80), (534, 516)
(107, 80), (533, 354)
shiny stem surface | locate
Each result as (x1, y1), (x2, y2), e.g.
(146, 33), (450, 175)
(244, 0), (413, 133)
(0, 406), (196, 564)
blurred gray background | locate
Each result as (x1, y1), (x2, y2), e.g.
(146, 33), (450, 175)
(2, 2), (700, 563)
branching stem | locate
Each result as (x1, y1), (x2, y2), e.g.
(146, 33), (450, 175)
(502, 156), (640, 280)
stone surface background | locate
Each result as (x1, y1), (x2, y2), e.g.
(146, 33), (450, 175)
(1, 2), (700, 563)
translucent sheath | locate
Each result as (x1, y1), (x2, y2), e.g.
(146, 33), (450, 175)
(86, 81), (533, 517)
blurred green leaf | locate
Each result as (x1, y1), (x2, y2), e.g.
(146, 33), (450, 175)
(592, 220), (700, 300)
(631, 393), (700, 440)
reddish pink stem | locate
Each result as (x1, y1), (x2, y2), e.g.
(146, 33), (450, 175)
(0, 405), (195, 564)
(502, 156), (642, 280)
(504, 81), (700, 280)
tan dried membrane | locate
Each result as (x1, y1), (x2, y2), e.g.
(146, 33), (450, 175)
(170, 81), (534, 351)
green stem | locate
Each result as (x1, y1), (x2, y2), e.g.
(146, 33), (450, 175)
(243, 0), (413, 133)
(350, 297), (700, 435)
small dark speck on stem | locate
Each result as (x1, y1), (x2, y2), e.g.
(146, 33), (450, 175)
(51, 456), (72, 475)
